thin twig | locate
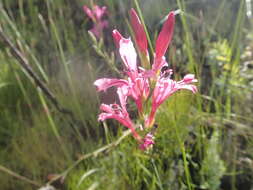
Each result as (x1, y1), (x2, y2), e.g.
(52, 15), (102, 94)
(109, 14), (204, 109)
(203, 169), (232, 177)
(0, 26), (84, 128)
(47, 127), (134, 185)
(0, 164), (41, 187)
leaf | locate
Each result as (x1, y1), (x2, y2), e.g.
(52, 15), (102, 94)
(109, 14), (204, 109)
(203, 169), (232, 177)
(77, 168), (100, 187)
(0, 82), (10, 89)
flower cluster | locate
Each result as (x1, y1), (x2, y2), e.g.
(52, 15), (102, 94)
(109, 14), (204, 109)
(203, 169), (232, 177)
(94, 8), (197, 150)
(83, 4), (108, 38)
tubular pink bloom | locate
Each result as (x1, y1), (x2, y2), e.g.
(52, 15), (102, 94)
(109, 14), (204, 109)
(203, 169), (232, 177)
(139, 133), (155, 150)
(155, 11), (175, 59)
(83, 5), (108, 38)
(130, 8), (148, 55)
(112, 29), (123, 48)
(93, 5), (107, 20)
(98, 87), (141, 141)
(119, 38), (138, 79)
(94, 78), (129, 92)
(145, 74), (197, 128)
(83, 5), (107, 21)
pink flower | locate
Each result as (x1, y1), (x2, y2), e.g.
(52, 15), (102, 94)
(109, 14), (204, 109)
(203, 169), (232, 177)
(145, 72), (197, 128)
(83, 5), (108, 38)
(139, 133), (155, 150)
(94, 8), (198, 150)
(98, 86), (141, 141)
(83, 5), (107, 21)
(130, 8), (148, 56)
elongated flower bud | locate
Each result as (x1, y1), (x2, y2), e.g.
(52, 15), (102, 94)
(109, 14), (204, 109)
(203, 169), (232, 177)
(130, 8), (148, 55)
(155, 11), (175, 59)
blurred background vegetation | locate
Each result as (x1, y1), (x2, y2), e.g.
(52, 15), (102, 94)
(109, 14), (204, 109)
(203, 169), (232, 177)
(0, 0), (252, 189)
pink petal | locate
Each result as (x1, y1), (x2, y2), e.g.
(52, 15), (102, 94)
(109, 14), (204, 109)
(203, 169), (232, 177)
(94, 78), (128, 92)
(139, 133), (155, 150)
(94, 5), (107, 20)
(98, 112), (141, 140)
(83, 6), (95, 20)
(100, 104), (114, 113)
(159, 79), (176, 102)
(98, 112), (114, 121)
(119, 38), (138, 74)
(112, 29), (123, 48)
(149, 78), (176, 117)
(177, 84), (198, 93)
(139, 68), (156, 78)
(155, 11), (175, 59)
(117, 86), (129, 113)
(130, 8), (148, 55)
(183, 74), (198, 83)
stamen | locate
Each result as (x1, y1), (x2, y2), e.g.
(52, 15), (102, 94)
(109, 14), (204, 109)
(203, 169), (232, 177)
(111, 104), (122, 114)
(160, 66), (173, 78)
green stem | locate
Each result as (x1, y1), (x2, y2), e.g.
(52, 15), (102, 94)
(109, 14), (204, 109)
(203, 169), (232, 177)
(151, 158), (164, 190)
(174, 124), (193, 190)
(37, 88), (71, 161)
(176, 0), (196, 74)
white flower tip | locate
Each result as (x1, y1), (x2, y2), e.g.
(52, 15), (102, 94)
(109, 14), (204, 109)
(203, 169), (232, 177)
(174, 9), (182, 15)
(183, 74), (198, 83)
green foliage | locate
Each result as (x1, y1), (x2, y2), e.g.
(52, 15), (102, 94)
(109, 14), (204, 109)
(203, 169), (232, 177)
(200, 131), (225, 190)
